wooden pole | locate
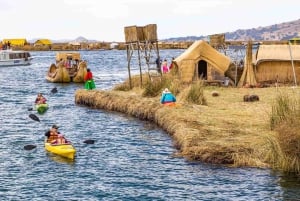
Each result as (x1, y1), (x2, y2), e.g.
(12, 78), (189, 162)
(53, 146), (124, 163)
(288, 41), (297, 87)
(137, 41), (143, 87)
(126, 44), (132, 89)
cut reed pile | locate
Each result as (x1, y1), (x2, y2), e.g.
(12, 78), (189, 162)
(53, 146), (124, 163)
(75, 83), (300, 170)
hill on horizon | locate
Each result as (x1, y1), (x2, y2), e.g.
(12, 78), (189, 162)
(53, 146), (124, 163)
(27, 18), (300, 43)
(28, 36), (98, 44)
(163, 18), (300, 42)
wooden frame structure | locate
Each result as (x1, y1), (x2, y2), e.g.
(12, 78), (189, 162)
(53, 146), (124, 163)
(124, 24), (161, 88)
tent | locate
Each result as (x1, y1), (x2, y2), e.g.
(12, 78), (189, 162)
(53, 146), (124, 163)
(173, 40), (232, 83)
(239, 44), (300, 86)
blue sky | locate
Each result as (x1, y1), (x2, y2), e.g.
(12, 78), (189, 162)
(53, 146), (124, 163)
(1, 0), (299, 42)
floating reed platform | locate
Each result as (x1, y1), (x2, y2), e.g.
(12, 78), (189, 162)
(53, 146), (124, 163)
(75, 88), (276, 168)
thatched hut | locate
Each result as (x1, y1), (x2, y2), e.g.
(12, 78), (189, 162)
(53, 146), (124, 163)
(173, 40), (232, 83)
(34, 39), (52, 46)
(2, 38), (28, 46)
(254, 44), (300, 84)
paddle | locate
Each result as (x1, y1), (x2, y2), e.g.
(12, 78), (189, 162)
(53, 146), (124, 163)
(50, 87), (58, 94)
(29, 113), (40, 122)
(83, 139), (95, 144)
(24, 144), (37, 150)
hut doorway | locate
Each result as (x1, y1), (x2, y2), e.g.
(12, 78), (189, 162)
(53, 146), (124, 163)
(198, 60), (207, 79)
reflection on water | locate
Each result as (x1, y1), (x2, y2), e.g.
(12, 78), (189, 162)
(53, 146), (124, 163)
(277, 171), (300, 200)
(46, 153), (75, 166)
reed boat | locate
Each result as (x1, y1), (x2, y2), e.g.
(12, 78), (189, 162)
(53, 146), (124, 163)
(45, 52), (87, 83)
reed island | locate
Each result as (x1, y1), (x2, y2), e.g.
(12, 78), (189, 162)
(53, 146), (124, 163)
(75, 73), (300, 174)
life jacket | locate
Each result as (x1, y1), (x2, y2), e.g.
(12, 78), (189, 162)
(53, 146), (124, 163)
(51, 136), (69, 145)
(47, 132), (58, 143)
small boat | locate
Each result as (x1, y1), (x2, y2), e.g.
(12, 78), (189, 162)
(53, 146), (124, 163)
(0, 49), (32, 67)
(35, 103), (48, 114)
(44, 139), (76, 160)
(45, 52), (87, 83)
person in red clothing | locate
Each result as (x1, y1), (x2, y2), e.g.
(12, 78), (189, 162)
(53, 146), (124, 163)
(169, 57), (175, 70)
(84, 68), (93, 81)
(84, 68), (96, 90)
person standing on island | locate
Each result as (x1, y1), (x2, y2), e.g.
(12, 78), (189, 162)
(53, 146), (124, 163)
(161, 59), (169, 73)
(84, 68), (96, 90)
(155, 57), (162, 73)
(169, 57), (175, 71)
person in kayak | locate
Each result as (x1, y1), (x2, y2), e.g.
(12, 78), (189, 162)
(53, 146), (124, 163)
(45, 125), (69, 145)
(35, 93), (47, 104)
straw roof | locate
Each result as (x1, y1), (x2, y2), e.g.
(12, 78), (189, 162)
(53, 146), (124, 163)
(173, 40), (231, 82)
(238, 43), (300, 86)
(255, 44), (300, 65)
(55, 52), (81, 62)
(34, 39), (52, 45)
(2, 38), (27, 46)
(253, 44), (300, 84)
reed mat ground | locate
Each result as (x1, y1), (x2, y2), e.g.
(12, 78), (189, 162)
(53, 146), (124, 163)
(75, 86), (300, 169)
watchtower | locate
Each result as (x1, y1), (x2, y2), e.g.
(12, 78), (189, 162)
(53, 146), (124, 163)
(209, 34), (226, 52)
(124, 24), (160, 88)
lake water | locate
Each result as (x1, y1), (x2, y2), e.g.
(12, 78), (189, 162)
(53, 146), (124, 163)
(0, 50), (299, 200)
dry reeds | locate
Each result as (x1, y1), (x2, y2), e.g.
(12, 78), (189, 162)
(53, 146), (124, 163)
(142, 79), (166, 97)
(75, 74), (300, 171)
(270, 92), (297, 129)
(268, 91), (300, 173)
(185, 80), (207, 105)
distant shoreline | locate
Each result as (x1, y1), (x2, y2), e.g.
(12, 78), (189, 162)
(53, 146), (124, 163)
(9, 40), (291, 52)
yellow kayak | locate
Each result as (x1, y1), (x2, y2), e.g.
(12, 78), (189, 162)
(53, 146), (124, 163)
(44, 140), (76, 160)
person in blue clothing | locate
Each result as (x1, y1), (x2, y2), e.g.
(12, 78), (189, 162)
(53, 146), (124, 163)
(160, 88), (176, 106)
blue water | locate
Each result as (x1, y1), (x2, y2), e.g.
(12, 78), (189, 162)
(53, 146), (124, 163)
(0, 50), (299, 200)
